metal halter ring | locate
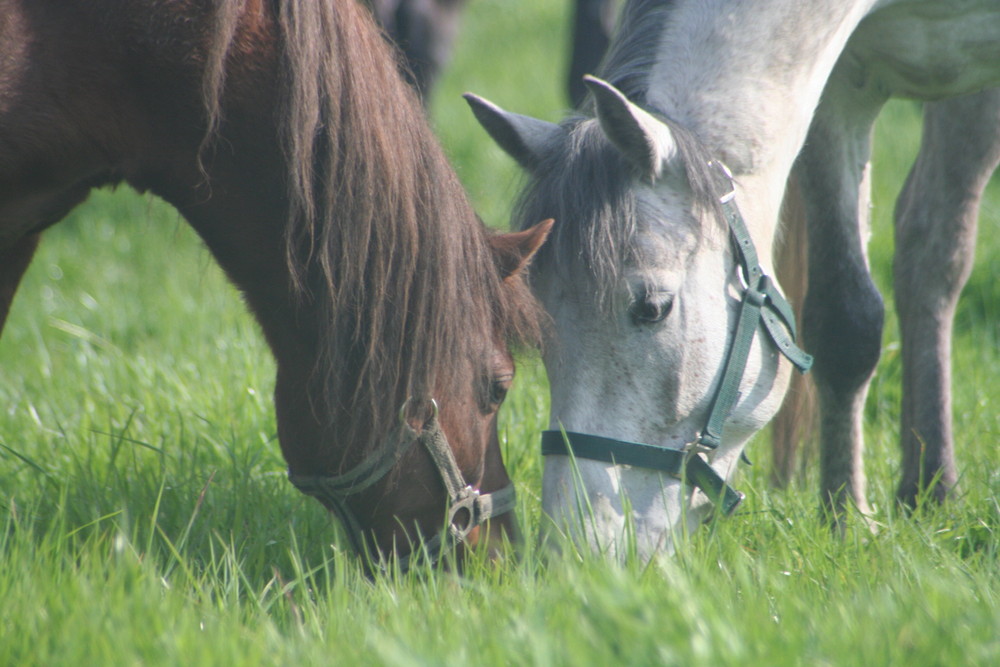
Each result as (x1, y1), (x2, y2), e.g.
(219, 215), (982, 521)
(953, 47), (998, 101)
(447, 485), (482, 540)
(683, 434), (717, 457)
(398, 396), (439, 426)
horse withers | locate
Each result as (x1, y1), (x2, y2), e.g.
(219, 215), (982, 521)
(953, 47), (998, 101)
(468, 0), (1000, 558)
(0, 0), (550, 571)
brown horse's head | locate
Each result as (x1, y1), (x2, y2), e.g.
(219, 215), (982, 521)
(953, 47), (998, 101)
(277, 217), (551, 569)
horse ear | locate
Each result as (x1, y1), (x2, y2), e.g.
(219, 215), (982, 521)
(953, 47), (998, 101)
(464, 93), (564, 172)
(583, 75), (678, 181)
(490, 219), (554, 280)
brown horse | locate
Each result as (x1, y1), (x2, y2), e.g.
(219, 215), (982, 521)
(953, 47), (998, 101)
(0, 0), (551, 570)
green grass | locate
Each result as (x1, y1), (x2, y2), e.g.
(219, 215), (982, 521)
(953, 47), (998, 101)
(2, 0), (1000, 664)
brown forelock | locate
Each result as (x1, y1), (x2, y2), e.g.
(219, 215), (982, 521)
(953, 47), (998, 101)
(203, 0), (540, 461)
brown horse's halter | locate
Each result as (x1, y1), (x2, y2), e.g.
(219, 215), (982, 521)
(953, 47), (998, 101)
(288, 398), (516, 573)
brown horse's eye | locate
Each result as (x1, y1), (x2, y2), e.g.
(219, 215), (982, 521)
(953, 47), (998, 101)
(489, 373), (514, 406)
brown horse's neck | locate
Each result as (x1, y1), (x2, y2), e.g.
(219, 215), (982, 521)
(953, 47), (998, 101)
(125, 0), (505, 476)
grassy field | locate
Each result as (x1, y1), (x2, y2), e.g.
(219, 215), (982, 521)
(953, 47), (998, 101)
(2, 1), (999, 664)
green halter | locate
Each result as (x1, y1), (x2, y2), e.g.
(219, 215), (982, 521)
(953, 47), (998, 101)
(542, 161), (813, 516)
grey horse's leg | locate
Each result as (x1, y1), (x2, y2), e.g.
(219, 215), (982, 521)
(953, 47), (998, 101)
(893, 89), (1000, 506)
(796, 66), (889, 521)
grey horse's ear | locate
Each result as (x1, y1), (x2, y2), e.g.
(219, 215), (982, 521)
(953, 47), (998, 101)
(464, 93), (564, 172)
(584, 75), (678, 181)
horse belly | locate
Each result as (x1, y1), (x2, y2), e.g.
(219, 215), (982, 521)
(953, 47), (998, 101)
(0, 181), (96, 247)
(851, 1), (1000, 99)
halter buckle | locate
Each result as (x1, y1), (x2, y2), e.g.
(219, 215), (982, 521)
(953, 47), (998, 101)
(685, 432), (719, 456)
(447, 485), (481, 540)
(709, 160), (737, 203)
(663, 436), (713, 482)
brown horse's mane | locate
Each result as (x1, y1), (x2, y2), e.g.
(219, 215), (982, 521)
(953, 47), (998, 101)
(203, 0), (540, 457)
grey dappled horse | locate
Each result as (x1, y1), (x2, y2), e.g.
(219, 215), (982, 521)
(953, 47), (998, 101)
(468, 0), (1000, 558)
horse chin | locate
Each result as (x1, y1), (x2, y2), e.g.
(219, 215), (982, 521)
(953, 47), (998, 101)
(540, 457), (713, 562)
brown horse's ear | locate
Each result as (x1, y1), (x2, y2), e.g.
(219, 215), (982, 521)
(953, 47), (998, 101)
(490, 219), (554, 280)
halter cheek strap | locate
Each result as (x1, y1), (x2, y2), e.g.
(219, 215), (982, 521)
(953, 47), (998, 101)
(541, 161), (813, 517)
(694, 162), (813, 453)
(288, 400), (516, 573)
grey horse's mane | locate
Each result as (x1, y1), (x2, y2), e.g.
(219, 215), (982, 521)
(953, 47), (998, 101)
(513, 0), (724, 300)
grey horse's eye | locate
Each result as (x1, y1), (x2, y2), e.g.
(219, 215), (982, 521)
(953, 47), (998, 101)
(629, 289), (674, 325)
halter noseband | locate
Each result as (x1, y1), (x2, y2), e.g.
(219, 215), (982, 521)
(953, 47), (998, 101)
(542, 161), (813, 516)
(288, 398), (516, 573)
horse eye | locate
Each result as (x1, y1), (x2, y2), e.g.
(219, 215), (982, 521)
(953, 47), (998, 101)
(629, 291), (674, 325)
(489, 373), (514, 406)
